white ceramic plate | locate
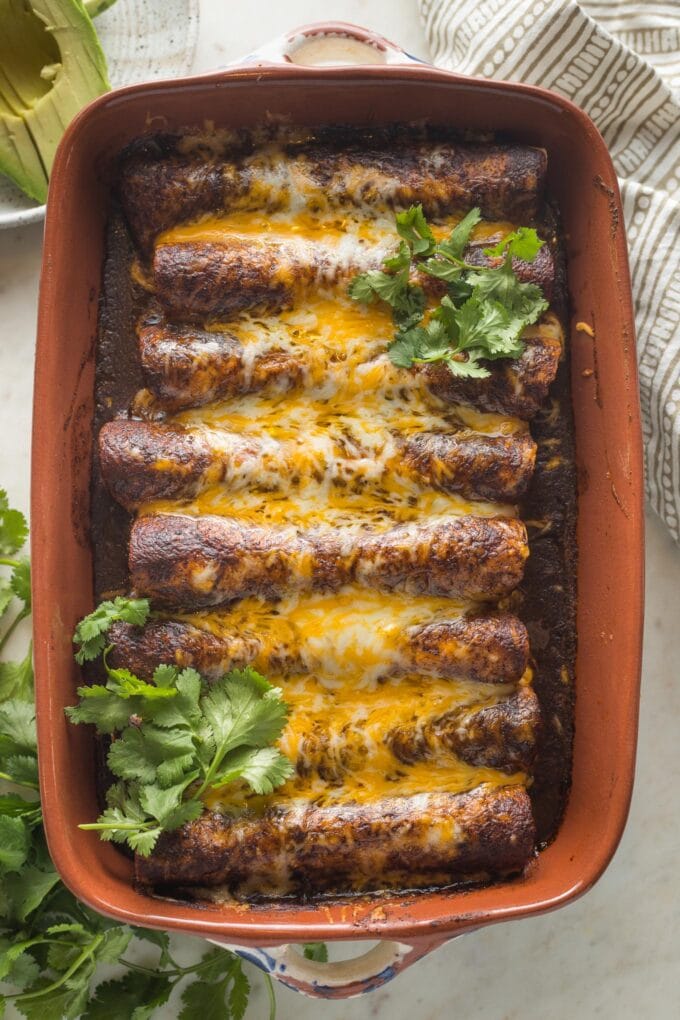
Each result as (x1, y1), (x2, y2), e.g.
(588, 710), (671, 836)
(0, 0), (200, 230)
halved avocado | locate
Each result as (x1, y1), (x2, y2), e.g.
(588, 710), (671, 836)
(0, 0), (109, 203)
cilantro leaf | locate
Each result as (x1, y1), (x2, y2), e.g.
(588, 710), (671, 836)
(104, 665), (178, 701)
(395, 204), (436, 256)
(0, 816), (30, 873)
(387, 330), (423, 369)
(0, 490), (28, 555)
(0, 577), (14, 618)
(81, 783), (164, 856)
(65, 688), (136, 734)
(419, 256), (464, 283)
(10, 558), (31, 609)
(96, 926), (135, 965)
(128, 927), (171, 968)
(484, 225), (544, 262)
(0, 939), (41, 988)
(67, 658), (182, 735)
(152, 663), (181, 688)
(82, 971), (173, 1020)
(382, 239), (411, 272)
(439, 207), (483, 260)
(303, 942), (329, 962)
(5, 864), (61, 922)
(347, 263), (425, 334)
(107, 724), (195, 784)
(209, 745), (294, 795)
(0, 699), (37, 755)
(0, 793), (41, 821)
(4, 753), (39, 788)
(202, 669), (289, 755)
(179, 979), (231, 1020)
(228, 963), (251, 1020)
(73, 597), (150, 664)
(14, 970), (95, 1020)
(466, 268), (548, 339)
(392, 284), (426, 330)
(455, 296), (510, 352)
(388, 320), (454, 370)
(348, 268), (408, 306)
(419, 208), (481, 281)
(0, 646), (34, 702)
(178, 955), (250, 1020)
(70, 649), (293, 855)
(445, 352), (493, 379)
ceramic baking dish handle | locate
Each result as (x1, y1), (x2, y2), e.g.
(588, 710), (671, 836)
(239, 21), (426, 68)
(207, 934), (452, 998)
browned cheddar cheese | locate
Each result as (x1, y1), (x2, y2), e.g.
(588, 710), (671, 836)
(109, 608), (530, 686)
(294, 685), (539, 780)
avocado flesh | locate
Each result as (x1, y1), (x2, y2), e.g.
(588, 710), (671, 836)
(0, 0), (110, 204)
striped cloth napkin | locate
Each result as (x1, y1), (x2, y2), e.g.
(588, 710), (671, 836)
(419, 0), (680, 542)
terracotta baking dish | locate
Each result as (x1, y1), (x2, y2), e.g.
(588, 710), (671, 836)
(32, 23), (644, 997)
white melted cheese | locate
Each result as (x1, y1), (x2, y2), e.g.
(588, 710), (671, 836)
(178, 587), (470, 684)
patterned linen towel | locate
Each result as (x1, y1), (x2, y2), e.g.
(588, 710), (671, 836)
(420, 0), (680, 541)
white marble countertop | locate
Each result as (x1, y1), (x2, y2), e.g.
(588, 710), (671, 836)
(1, 1), (678, 1017)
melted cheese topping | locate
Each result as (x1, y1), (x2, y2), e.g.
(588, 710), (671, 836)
(178, 587), (470, 684)
(157, 209), (515, 250)
(143, 485), (511, 531)
(276, 673), (511, 771)
(139, 350), (523, 527)
(140, 163), (540, 817)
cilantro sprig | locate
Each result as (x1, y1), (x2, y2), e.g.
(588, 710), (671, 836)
(68, 614), (294, 856)
(0, 491), (32, 698)
(349, 204), (549, 379)
(1, 489), (305, 1019)
(73, 595), (151, 665)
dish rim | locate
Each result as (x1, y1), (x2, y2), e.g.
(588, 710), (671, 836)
(32, 58), (644, 946)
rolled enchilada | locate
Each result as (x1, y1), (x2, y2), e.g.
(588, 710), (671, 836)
(291, 685), (539, 779)
(136, 307), (562, 419)
(129, 512), (529, 608)
(151, 233), (555, 321)
(134, 786), (535, 896)
(121, 137), (547, 251)
(99, 418), (537, 507)
(109, 606), (530, 686)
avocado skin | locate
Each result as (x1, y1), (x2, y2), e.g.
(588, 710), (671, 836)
(0, 0), (110, 204)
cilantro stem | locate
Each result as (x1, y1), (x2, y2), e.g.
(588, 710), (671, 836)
(0, 769), (39, 790)
(117, 957), (174, 978)
(0, 607), (29, 655)
(119, 949), (236, 980)
(0, 556), (21, 568)
(12, 933), (105, 1002)
(79, 821), (155, 831)
(265, 972), (277, 1020)
(411, 354), (451, 365)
